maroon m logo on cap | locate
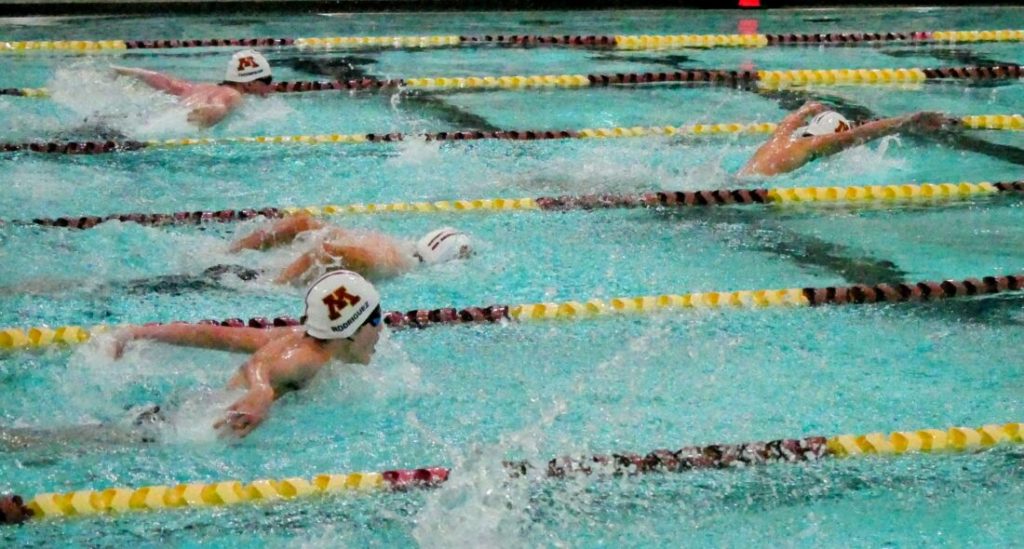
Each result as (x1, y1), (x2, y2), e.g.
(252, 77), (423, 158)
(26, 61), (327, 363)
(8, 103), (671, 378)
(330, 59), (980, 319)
(322, 287), (360, 320)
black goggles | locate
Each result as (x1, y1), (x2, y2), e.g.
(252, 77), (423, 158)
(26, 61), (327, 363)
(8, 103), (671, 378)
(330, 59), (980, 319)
(362, 305), (383, 329)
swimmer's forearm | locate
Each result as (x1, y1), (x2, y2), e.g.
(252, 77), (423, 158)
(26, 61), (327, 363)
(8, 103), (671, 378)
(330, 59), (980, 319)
(122, 324), (276, 353)
(274, 252), (316, 284)
(849, 116), (912, 140)
(113, 66), (191, 96)
(231, 215), (326, 252)
(775, 102), (827, 136)
(810, 116), (911, 153)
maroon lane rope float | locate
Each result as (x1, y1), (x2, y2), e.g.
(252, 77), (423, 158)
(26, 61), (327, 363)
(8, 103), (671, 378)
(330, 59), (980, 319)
(12, 181), (1024, 230)
(88, 31), (997, 50)
(2, 63), (1021, 98)
(150, 274), (1024, 331)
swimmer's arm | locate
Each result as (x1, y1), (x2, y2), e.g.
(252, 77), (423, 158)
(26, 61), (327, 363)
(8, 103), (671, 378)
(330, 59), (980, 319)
(273, 233), (390, 283)
(320, 242), (411, 279)
(320, 243), (375, 276)
(806, 114), (916, 154)
(111, 66), (194, 96)
(274, 251), (317, 284)
(187, 91), (242, 128)
(216, 355), (277, 437)
(771, 101), (829, 141)
(230, 214), (329, 252)
(117, 324), (289, 353)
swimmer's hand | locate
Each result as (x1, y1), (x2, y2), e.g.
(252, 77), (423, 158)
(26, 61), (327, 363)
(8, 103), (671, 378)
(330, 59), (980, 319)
(0, 494), (33, 525)
(214, 389), (272, 438)
(108, 326), (141, 360)
(907, 111), (951, 132)
(110, 65), (141, 77)
(797, 101), (828, 116)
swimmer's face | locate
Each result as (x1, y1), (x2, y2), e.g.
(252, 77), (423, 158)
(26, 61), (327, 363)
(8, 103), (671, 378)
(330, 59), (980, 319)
(835, 121), (851, 133)
(345, 322), (382, 364)
(236, 78), (274, 96)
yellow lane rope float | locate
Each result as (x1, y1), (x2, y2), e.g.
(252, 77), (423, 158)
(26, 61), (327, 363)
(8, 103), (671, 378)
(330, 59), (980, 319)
(3, 64), (1021, 98)
(19, 180), (1020, 231)
(2, 29), (1023, 53)
(2, 274), (1021, 351)
(2, 114), (1020, 156)
(3, 421), (1020, 524)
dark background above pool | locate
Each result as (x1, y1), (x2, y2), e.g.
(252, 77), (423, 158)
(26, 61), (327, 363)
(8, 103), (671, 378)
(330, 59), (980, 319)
(0, 0), (1019, 16)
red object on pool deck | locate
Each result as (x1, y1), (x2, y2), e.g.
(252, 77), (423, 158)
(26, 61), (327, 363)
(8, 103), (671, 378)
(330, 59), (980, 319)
(739, 0), (761, 7)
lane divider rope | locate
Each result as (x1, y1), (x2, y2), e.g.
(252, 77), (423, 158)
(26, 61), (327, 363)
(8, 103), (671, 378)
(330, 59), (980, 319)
(2, 29), (1023, 53)
(13, 180), (1021, 230)
(3, 64), (1021, 98)
(7, 421), (1021, 522)
(1, 274), (1020, 351)
(2, 114), (1020, 156)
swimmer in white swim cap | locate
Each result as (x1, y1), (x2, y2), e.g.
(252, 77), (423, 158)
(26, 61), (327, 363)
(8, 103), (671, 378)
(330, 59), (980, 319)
(111, 48), (275, 128)
(229, 214), (474, 284)
(739, 101), (957, 177)
(794, 110), (852, 137)
(413, 227), (474, 264)
(112, 270), (384, 438)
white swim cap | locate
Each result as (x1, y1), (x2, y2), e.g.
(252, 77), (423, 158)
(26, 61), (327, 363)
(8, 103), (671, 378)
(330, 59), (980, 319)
(415, 227), (473, 265)
(302, 270), (381, 340)
(225, 49), (272, 83)
(795, 111), (851, 137)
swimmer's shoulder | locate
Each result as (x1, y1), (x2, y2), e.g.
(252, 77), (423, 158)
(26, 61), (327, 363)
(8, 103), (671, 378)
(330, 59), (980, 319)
(189, 83), (243, 105)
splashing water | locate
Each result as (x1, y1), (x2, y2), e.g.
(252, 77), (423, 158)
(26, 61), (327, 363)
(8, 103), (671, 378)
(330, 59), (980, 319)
(219, 95), (295, 134)
(48, 61), (190, 139)
(388, 137), (444, 167)
(409, 321), (689, 547)
(808, 135), (907, 180)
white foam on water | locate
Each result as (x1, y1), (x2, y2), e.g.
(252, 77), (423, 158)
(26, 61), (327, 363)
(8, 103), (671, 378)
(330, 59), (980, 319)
(220, 94), (295, 134)
(805, 135), (907, 180)
(59, 334), (223, 422)
(388, 136), (443, 167)
(45, 61), (289, 138)
(48, 61), (188, 138)
(310, 329), (429, 403)
(409, 321), (681, 547)
(161, 387), (246, 444)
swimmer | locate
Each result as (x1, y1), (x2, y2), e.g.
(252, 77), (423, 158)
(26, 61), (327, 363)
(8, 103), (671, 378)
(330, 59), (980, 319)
(0, 272), (380, 521)
(230, 213), (474, 284)
(0, 219), (472, 297)
(738, 101), (956, 177)
(110, 270), (384, 438)
(111, 49), (275, 128)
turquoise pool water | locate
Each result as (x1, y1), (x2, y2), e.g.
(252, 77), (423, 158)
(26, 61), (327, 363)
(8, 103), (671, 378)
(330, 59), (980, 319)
(1, 6), (1023, 546)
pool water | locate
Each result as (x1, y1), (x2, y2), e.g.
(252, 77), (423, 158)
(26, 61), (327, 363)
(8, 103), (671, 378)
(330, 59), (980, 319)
(1, 6), (1023, 546)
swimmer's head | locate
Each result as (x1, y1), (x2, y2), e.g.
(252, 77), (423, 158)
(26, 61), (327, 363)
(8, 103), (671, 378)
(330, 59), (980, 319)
(414, 227), (473, 265)
(224, 49), (273, 92)
(302, 270), (382, 341)
(795, 111), (851, 137)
